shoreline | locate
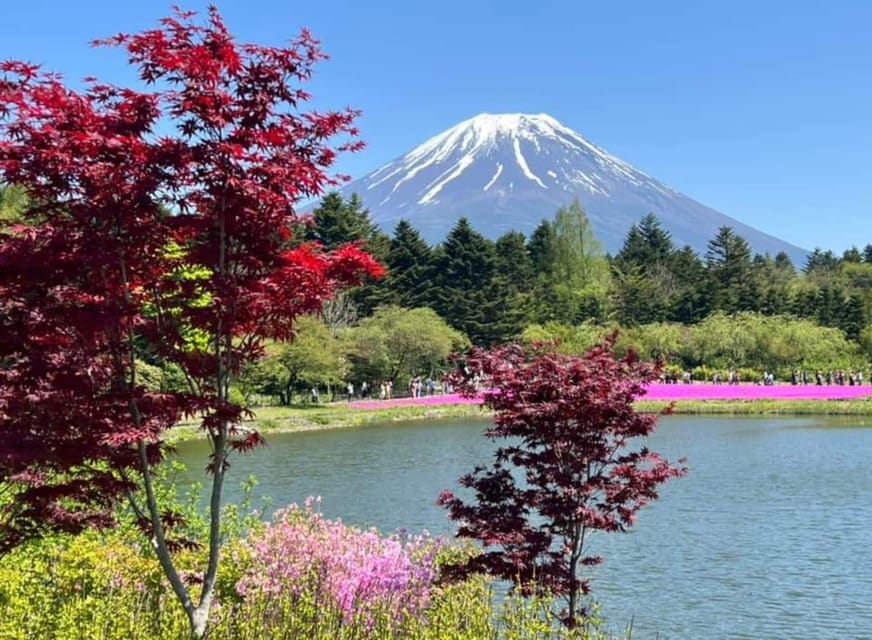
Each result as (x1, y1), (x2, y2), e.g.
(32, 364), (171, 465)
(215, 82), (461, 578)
(168, 387), (872, 442)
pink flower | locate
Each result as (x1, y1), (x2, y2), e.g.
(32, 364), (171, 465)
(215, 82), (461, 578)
(236, 500), (443, 629)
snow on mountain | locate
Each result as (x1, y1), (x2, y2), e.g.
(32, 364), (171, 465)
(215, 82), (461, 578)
(338, 113), (807, 264)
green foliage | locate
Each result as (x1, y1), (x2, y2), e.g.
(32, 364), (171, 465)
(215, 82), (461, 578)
(306, 192), (390, 257)
(611, 215), (687, 325)
(345, 305), (468, 384)
(615, 322), (688, 361)
(551, 200), (610, 293)
(556, 312), (868, 376)
(520, 321), (610, 355)
(27, 197), (872, 398)
(705, 226), (755, 314)
(0, 462), (266, 640)
(238, 316), (349, 404)
(493, 230), (537, 333)
(236, 352), (289, 405)
(610, 265), (675, 326)
(690, 312), (865, 373)
(804, 248), (841, 276)
(691, 364), (714, 382)
(860, 324), (872, 361)
(0, 499), (622, 640)
(305, 192), (391, 315)
(667, 244), (710, 323)
(534, 200), (611, 324)
(377, 219), (437, 310)
(431, 218), (516, 345)
(0, 183), (28, 225)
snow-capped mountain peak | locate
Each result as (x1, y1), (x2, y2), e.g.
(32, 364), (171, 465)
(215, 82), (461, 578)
(338, 113), (807, 264)
(364, 112), (659, 205)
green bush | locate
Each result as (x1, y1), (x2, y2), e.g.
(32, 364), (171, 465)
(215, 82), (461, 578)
(0, 530), (626, 640)
(691, 365), (712, 382)
(0, 462), (626, 639)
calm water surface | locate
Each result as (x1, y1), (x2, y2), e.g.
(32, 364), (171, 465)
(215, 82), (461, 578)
(174, 415), (872, 639)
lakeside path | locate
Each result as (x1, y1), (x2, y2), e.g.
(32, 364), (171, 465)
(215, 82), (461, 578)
(171, 383), (872, 442)
(348, 383), (872, 410)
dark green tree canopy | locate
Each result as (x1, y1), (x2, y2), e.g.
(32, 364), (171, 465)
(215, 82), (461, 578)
(527, 219), (557, 274)
(379, 219), (437, 309)
(494, 229), (536, 296)
(614, 213), (675, 273)
(804, 247), (840, 275)
(432, 218), (510, 345)
(306, 191), (390, 259)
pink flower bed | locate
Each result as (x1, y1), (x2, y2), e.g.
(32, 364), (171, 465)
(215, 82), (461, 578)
(348, 384), (872, 409)
(642, 382), (872, 401)
(236, 499), (440, 629)
(347, 394), (481, 410)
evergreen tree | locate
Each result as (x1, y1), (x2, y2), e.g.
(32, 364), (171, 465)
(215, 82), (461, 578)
(815, 284), (842, 327)
(306, 192), (389, 256)
(432, 218), (512, 345)
(669, 245), (709, 323)
(753, 253), (794, 316)
(705, 226), (754, 314)
(379, 219), (436, 309)
(790, 286), (820, 321)
(612, 214), (677, 324)
(613, 214), (675, 272)
(863, 244), (872, 264)
(306, 192), (390, 314)
(493, 230), (536, 335)
(803, 248), (840, 275)
(527, 219), (557, 274)
(637, 213), (676, 266)
(773, 251), (796, 274)
(842, 246), (863, 264)
(613, 223), (646, 269)
(495, 230), (535, 291)
(526, 219), (562, 322)
(611, 265), (673, 325)
(839, 293), (867, 341)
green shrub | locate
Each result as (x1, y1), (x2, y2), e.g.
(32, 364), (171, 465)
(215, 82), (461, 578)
(0, 465), (628, 639)
(691, 365), (712, 382)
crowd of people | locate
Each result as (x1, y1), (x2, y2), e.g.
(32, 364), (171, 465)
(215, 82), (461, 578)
(307, 365), (870, 403)
(661, 368), (868, 386)
(308, 375), (455, 403)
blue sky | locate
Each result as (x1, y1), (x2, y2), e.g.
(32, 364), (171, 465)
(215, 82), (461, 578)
(3, 0), (871, 253)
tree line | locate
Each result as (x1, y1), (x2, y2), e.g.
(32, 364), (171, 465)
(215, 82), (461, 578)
(292, 191), (872, 363)
(5, 184), (870, 399)
(133, 190), (872, 398)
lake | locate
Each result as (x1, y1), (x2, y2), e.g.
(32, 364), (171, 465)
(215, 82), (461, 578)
(173, 415), (872, 639)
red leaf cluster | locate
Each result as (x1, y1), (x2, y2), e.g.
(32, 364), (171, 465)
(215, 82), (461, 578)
(0, 8), (381, 553)
(438, 339), (686, 624)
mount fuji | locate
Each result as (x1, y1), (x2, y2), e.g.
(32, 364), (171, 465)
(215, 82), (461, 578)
(338, 113), (807, 264)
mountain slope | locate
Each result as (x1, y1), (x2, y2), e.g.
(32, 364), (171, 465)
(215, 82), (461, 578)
(339, 113), (807, 264)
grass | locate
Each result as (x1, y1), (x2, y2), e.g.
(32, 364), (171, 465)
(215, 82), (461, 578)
(167, 392), (872, 443)
(636, 397), (872, 416)
(168, 401), (490, 443)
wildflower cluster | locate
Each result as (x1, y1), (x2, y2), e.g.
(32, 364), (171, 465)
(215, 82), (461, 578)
(236, 498), (442, 629)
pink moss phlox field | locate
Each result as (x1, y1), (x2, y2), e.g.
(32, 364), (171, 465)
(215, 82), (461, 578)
(347, 394), (480, 409)
(348, 384), (872, 409)
(641, 383), (872, 401)
(236, 497), (441, 628)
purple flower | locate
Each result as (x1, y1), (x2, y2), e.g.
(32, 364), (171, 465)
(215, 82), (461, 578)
(236, 500), (444, 629)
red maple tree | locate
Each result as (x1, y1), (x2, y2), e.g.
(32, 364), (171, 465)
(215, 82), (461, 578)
(438, 339), (686, 627)
(0, 7), (381, 636)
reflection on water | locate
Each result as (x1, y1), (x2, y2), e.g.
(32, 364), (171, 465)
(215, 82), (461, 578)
(174, 415), (872, 639)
